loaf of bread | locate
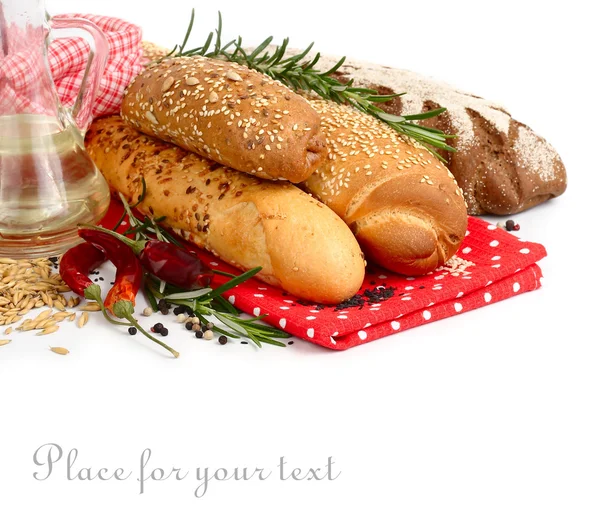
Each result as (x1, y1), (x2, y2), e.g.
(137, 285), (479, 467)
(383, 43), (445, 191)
(312, 54), (567, 215)
(85, 116), (365, 304)
(121, 56), (327, 183)
(302, 96), (468, 276)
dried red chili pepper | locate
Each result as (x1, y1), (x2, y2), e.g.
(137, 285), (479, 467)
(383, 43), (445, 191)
(78, 229), (143, 314)
(77, 228), (179, 358)
(59, 242), (106, 296)
(138, 240), (213, 289)
(78, 226), (213, 290)
(60, 241), (131, 327)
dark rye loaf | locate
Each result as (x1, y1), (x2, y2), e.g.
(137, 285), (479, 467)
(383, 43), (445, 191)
(316, 55), (567, 216)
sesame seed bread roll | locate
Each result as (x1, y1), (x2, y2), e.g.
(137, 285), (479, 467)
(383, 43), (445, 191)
(85, 116), (365, 304)
(302, 97), (468, 276)
(120, 56), (327, 184)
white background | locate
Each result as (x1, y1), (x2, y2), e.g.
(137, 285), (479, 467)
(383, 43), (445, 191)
(1, 0), (599, 525)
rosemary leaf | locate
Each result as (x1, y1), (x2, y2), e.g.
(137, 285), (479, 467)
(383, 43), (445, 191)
(166, 11), (456, 157)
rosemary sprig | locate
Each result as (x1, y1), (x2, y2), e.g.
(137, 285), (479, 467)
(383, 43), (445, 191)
(146, 276), (290, 347)
(166, 10), (456, 160)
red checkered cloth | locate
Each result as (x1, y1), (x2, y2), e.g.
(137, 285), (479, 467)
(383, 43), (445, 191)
(101, 201), (546, 350)
(0, 14), (142, 125)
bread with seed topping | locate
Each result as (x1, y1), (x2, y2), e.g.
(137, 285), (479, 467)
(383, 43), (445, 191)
(302, 96), (468, 276)
(312, 54), (567, 215)
(85, 116), (365, 304)
(121, 56), (327, 184)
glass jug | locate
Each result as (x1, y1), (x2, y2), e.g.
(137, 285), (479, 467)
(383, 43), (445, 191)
(0, 0), (111, 258)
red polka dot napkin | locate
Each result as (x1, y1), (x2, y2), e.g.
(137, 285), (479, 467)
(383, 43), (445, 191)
(101, 201), (546, 350)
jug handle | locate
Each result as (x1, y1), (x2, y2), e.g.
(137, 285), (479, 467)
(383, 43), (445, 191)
(49, 17), (109, 133)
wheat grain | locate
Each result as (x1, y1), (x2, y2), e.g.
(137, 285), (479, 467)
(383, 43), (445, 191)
(80, 303), (101, 312)
(77, 312), (89, 328)
(50, 346), (69, 355)
(37, 325), (59, 336)
(0, 339), (11, 346)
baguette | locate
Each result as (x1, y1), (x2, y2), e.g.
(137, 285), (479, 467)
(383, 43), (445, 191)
(302, 96), (468, 276)
(85, 116), (365, 304)
(121, 56), (327, 183)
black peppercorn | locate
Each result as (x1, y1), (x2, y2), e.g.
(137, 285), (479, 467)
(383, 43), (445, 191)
(195, 331), (203, 339)
(128, 327), (137, 335)
(160, 328), (169, 336)
(506, 219), (515, 231)
(218, 336), (227, 345)
(185, 321), (193, 331)
(153, 323), (164, 332)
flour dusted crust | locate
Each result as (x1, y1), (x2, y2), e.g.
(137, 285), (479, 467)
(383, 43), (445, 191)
(310, 54), (567, 215)
(85, 116), (365, 304)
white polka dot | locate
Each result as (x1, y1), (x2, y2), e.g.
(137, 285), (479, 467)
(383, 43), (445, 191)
(405, 286), (414, 291)
(337, 315), (347, 319)
(423, 310), (432, 320)
(490, 240), (500, 247)
(378, 274), (387, 279)
(279, 318), (287, 329)
(330, 336), (337, 345)
(463, 276), (472, 279)
(283, 300), (294, 304)
(462, 247), (472, 254)
(210, 261), (220, 266)
(279, 306), (290, 310)
(254, 294), (264, 298)
(484, 292), (492, 302)
(253, 307), (261, 316)
(491, 264), (501, 268)
(358, 330), (367, 341)
(515, 268), (521, 273)
(432, 285), (442, 291)
(369, 307), (380, 311)
(405, 277), (415, 281)
(228, 295), (235, 304)
(486, 281), (493, 286)
(309, 309), (320, 313)
(428, 302), (435, 307)
(391, 321), (400, 331)
(465, 230), (470, 236)
(370, 303), (381, 307)
(120, 221), (128, 226)
(491, 256), (501, 261)
(454, 302), (463, 312)
(487, 224), (497, 230)
(364, 323), (372, 328)
(456, 292), (464, 298)
(258, 287), (267, 291)
(434, 275), (445, 280)
(307, 328), (315, 338)
(520, 248), (530, 254)
(306, 316), (316, 320)
(513, 282), (521, 293)
(332, 332), (339, 337)
(401, 296), (412, 301)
